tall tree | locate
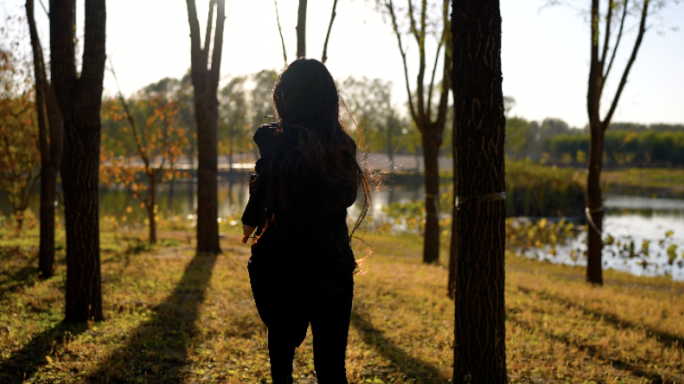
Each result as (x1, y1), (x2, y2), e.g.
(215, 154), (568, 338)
(452, 0), (507, 381)
(186, 0), (226, 255)
(296, 0), (307, 58)
(585, 0), (652, 285)
(383, 0), (452, 264)
(50, 0), (107, 322)
(26, 0), (63, 279)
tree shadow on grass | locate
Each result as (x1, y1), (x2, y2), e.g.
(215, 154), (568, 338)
(509, 315), (670, 383)
(350, 306), (445, 382)
(516, 285), (684, 351)
(0, 248), (40, 301)
(85, 252), (218, 383)
(0, 321), (88, 383)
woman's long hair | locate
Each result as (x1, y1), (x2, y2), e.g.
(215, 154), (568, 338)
(266, 58), (371, 242)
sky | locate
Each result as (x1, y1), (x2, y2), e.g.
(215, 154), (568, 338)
(2, 0), (683, 128)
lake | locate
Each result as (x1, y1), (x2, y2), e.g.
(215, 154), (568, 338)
(3, 177), (684, 281)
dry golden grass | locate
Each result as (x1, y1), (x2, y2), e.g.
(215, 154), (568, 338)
(0, 228), (682, 383)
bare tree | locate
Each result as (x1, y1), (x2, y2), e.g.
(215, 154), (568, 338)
(383, 0), (452, 264)
(274, 0), (340, 64)
(452, 0), (507, 380)
(49, 0), (107, 322)
(186, 0), (226, 255)
(26, 0), (63, 279)
(585, 0), (656, 285)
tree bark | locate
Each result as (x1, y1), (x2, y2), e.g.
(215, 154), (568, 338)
(452, 0), (507, 381)
(447, 115), (458, 299)
(27, 0), (63, 279)
(50, 0), (107, 323)
(422, 131), (440, 264)
(586, 125), (604, 284)
(186, 0), (225, 254)
(296, 0), (307, 58)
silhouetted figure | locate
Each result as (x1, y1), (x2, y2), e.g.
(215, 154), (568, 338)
(241, 58), (370, 383)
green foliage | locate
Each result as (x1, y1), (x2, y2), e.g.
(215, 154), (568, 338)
(341, 76), (407, 155)
(545, 130), (684, 167)
(506, 160), (585, 217)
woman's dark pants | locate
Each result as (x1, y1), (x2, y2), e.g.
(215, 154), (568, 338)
(249, 257), (353, 383)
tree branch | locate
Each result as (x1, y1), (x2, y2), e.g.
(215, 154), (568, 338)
(273, 0), (288, 65)
(434, 44), (451, 134)
(202, 0), (215, 68)
(208, 0), (225, 91)
(599, 0), (614, 70)
(321, 0), (339, 64)
(78, 0), (107, 107)
(603, 0), (628, 84)
(27, 0), (50, 167)
(426, 39), (444, 121)
(414, 0), (427, 124)
(407, 0), (420, 41)
(186, 0), (204, 75)
(433, 0), (451, 133)
(587, 0), (601, 126)
(385, 0), (418, 125)
(602, 0), (650, 129)
(296, 0), (308, 58)
(109, 59), (150, 173)
(49, 0), (77, 111)
(38, 0), (49, 18)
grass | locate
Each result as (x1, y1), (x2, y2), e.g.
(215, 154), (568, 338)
(601, 168), (684, 197)
(0, 226), (683, 383)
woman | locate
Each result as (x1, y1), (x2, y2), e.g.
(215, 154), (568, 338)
(241, 58), (370, 383)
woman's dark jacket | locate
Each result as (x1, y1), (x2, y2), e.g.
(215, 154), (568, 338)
(242, 123), (359, 297)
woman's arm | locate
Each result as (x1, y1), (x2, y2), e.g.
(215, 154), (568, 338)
(240, 125), (276, 237)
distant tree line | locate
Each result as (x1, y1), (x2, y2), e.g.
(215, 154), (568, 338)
(506, 117), (684, 168)
(101, 72), (455, 166)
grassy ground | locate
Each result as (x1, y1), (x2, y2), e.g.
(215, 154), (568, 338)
(0, 227), (683, 383)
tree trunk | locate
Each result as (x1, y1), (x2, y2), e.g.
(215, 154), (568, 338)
(296, 0), (307, 58)
(195, 92), (220, 253)
(168, 173), (175, 207)
(50, 0), (107, 323)
(452, 0), (507, 381)
(447, 117), (458, 299)
(39, 168), (57, 277)
(27, 0), (63, 279)
(147, 176), (157, 244)
(422, 131), (440, 264)
(386, 123), (393, 171)
(62, 132), (103, 322)
(186, 0), (225, 255)
(586, 123), (604, 285)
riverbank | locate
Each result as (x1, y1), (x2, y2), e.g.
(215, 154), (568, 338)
(0, 228), (682, 383)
